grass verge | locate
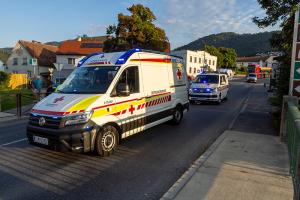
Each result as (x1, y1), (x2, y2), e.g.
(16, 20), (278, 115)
(0, 89), (34, 111)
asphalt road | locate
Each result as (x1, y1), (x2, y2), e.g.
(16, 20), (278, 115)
(0, 78), (257, 200)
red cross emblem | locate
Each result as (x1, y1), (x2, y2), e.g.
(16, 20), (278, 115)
(53, 96), (65, 103)
(176, 69), (182, 79)
(129, 105), (135, 115)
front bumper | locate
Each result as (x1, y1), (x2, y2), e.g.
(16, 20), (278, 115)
(26, 121), (99, 153)
(189, 94), (218, 101)
(247, 79), (257, 82)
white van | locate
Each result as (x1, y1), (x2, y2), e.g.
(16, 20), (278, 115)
(27, 49), (189, 156)
(189, 73), (229, 104)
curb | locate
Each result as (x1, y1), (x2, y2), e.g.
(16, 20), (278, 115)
(160, 131), (229, 200)
(0, 116), (29, 124)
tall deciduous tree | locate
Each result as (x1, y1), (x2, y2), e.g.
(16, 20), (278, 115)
(253, 0), (298, 100)
(104, 4), (169, 52)
(204, 45), (237, 68)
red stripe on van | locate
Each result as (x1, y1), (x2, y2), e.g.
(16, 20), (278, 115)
(31, 109), (85, 116)
(130, 58), (171, 63)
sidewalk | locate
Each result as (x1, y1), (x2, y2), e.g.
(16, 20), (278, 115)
(0, 104), (32, 123)
(162, 82), (293, 200)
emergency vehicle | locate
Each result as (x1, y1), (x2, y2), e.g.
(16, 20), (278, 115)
(26, 49), (189, 156)
(189, 73), (229, 104)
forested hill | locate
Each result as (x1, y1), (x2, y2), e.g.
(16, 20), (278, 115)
(173, 31), (279, 56)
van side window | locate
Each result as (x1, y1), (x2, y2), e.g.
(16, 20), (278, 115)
(117, 66), (139, 93)
(220, 75), (226, 84)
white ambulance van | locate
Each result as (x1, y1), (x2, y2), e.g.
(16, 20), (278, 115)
(27, 49), (189, 156)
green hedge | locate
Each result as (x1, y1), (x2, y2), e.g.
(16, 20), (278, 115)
(0, 71), (10, 90)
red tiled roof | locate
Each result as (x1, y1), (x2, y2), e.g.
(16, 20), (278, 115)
(19, 40), (58, 67)
(57, 39), (106, 55)
(237, 56), (269, 63)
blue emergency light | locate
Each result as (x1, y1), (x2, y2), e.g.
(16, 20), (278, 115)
(115, 48), (141, 65)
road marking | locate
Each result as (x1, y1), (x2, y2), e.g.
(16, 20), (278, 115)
(0, 138), (28, 147)
(228, 91), (250, 130)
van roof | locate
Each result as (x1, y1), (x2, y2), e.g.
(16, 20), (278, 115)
(78, 48), (183, 67)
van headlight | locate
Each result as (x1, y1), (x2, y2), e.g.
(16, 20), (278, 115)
(64, 111), (93, 126)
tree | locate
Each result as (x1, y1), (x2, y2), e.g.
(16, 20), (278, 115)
(204, 45), (237, 68)
(0, 71), (10, 90)
(104, 4), (169, 52)
(219, 47), (237, 68)
(253, 0), (299, 100)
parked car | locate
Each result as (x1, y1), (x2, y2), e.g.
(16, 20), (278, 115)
(246, 73), (257, 83)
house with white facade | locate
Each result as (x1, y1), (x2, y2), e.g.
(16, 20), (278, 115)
(55, 36), (107, 82)
(171, 50), (217, 79)
(236, 55), (278, 69)
(6, 40), (58, 80)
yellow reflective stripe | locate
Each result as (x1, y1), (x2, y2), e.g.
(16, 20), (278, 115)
(92, 99), (145, 118)
(67, 96), (100, 112)
(91, 93), (168, 119)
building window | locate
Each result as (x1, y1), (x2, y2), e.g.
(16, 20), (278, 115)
(13, 58), (18, 65)
(209, 60), (211, 65)
(189, 67), (192, 73)
(205, 59), (207, 64)
(213, 60), (215, 66)
(189, 56), (192, 62)
(194, 68), (196, 73)
(23, 57), (28, 65)
(68, 58), (75, 65)
(199, 58), (201, 63)
(194, 57), (197, 63)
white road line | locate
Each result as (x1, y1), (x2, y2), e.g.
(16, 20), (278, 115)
(0, 138), (28, 147)
(228, 95), (249, 130)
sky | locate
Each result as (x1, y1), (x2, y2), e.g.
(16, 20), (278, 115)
(0, 0), (280, 49)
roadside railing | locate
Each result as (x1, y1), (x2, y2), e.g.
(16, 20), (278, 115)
(281, 96), (300, 200)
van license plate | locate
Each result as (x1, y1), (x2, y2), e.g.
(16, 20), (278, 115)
(33, 136), (48, 145)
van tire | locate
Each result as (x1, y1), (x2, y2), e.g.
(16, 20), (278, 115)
(95, 125), (118, 157)
(171, 105), (183, 125)
(190, 100), (195, 105)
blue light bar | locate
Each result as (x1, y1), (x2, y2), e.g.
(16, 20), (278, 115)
(115, 48), (141, 65)
(77, 52), (103, 67)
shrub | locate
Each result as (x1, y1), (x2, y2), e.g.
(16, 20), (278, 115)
(0, 71), (10, 90)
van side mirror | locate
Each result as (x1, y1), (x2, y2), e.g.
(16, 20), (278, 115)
(116, 83), (130, 96)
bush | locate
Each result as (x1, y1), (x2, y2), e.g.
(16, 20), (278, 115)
(0, 71), (10, 90)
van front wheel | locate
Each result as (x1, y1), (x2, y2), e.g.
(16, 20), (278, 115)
(95, 125), (118, 157)
(171, 106), (183, 125)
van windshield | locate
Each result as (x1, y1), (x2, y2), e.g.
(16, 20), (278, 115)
(56, 66), (119, 94)
(194, 75), (219, 84)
